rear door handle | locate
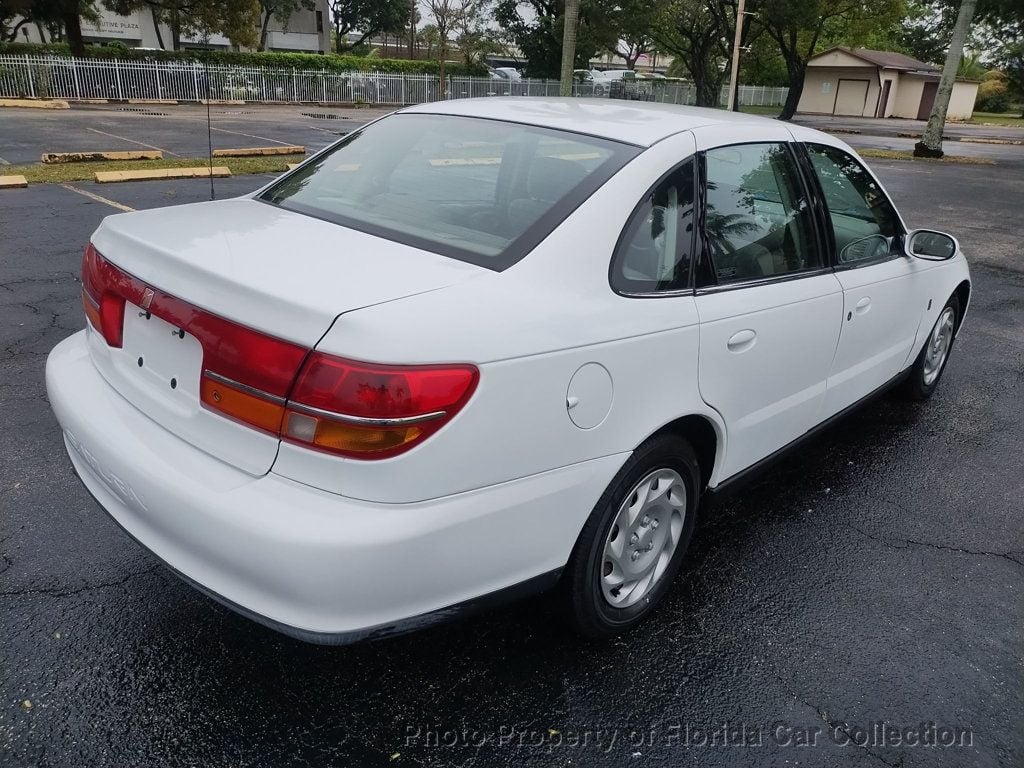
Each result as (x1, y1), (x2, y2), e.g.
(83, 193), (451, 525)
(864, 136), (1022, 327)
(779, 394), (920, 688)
(855, 296), (872, 315)
(727, 329), (757, 353)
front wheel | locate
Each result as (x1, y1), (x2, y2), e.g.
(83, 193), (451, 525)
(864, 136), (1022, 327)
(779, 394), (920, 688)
(559, 434), (700, 639)
(902, 294), (960, 400)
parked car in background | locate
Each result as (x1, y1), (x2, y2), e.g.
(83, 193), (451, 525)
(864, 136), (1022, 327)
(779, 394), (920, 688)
(48, 99), (970, 645)
(491, 66), (522, 81)
(574, 69), (611, 96)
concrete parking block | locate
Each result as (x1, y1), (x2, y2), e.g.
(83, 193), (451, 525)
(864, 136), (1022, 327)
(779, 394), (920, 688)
(42, 150), (163, 163)
(212, 145), (305, 157)
(0, 174), (29, 188)
(0, 98), (69, 109)
(94, 167), (231, 183)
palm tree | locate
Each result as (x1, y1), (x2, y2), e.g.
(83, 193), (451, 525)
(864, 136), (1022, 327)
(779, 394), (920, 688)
(915, 0), (978, 158)
(559, 0), (580, 97)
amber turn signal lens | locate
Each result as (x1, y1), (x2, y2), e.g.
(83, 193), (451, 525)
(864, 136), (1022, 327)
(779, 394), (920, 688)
(82, 289), (101, 332)
(200, 375), (285, 435)
(284, 410), (423, 455)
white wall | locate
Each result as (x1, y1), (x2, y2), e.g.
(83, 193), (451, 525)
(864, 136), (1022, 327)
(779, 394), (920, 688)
(948, 81), (980, 120)
(892, 77), (926, 119)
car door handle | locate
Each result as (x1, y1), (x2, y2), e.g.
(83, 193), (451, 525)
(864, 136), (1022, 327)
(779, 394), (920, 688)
(855, 296), (872, 315)
(726, 329), (757, 353)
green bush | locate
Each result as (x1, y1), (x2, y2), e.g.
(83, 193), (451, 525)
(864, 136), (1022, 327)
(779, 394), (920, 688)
(0, 42), (486, 76)
(975, 78), (1011, 113)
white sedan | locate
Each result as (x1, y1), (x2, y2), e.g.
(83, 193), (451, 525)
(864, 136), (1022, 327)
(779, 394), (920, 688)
(46, 99), (970, 643)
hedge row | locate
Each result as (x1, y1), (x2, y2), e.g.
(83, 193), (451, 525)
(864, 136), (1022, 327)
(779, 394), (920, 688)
(0, 42), (487, 76)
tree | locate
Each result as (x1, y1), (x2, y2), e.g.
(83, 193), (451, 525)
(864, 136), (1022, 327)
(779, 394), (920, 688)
(257, 0), (314, 51)
(418, 21), (440, 57)
(493, 0), (617, 78)
(1, 0), (34, 41)
(612, 0), (658, 69)
(996, 37), (1024, 115)
(428, 0), (466, 90)
(329, 0), (407, 53)
(8, 0), (98, 53)
(915, 0), (978, 156)
(755, 0), (904, 120)
(651, 0), (730, 107)
(454, 0), (500, 64)
(103, 0), (259, 49)
(559, 0), (578, 94)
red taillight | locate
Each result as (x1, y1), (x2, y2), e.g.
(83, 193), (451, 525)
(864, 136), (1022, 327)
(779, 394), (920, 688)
(81, 242), (478, 459)
(81, 243), (126, 347)
(282, 354), (479, 459)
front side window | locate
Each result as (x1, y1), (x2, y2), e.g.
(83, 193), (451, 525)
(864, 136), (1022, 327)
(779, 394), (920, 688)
(611, 159), (695, 294)
(702, 143), (819, 285)
(261, 114), (637, 270)
(805, 143), (901, 266)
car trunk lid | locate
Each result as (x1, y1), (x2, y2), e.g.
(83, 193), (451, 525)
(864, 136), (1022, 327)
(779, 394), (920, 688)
(85, 198), (484, 476)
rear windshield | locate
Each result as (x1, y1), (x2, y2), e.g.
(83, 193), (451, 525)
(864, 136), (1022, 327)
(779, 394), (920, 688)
(259, 113), (639, 270)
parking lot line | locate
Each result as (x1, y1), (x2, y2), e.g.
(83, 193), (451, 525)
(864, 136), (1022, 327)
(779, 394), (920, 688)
(210, 126), (294, 146)
(85, 127), (181, 157)
(61, 183), (135, 212)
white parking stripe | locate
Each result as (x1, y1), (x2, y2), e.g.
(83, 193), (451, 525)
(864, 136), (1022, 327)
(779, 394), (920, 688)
(211, 126), (294, 146)
(0, 156), (9, 165)
(61, 184), (135, 212)
(85, 127), (181, 157)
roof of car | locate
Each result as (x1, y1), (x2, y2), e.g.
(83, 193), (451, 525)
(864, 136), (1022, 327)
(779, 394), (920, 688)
(400, 97), (780, 147)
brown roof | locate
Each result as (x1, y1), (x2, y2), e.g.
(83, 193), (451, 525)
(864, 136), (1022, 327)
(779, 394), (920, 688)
(813, 46), (940, 73)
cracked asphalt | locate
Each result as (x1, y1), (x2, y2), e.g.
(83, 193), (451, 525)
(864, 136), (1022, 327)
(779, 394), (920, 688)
(1, 154), (1023, 767)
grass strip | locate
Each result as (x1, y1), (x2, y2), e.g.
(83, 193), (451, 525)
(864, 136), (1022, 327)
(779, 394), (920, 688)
(858, 148), (995, 165)
(4, 154), (306, 183)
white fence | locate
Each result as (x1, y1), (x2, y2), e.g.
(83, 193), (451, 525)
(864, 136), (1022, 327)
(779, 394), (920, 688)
(0, 54), (788, 108)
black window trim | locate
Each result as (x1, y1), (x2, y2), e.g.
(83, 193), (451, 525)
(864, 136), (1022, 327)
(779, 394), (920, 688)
(258, 113), (642, 273)
(798, 141), (907, 272)
(608, 155), (700, 299)
(693, 140), (829, 295)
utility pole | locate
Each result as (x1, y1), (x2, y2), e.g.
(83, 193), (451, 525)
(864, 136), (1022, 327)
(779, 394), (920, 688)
(726, 0), (747, 111)
(559, 0), (580, 97)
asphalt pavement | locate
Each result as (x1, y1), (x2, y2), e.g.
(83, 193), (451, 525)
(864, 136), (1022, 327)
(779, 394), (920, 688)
(1, 155), (1022, 767)
(0, 104), (392, 166)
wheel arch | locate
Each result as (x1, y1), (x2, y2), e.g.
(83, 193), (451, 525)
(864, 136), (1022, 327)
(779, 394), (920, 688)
(953, 279), (971, 335)
(646, 413), (723, 491)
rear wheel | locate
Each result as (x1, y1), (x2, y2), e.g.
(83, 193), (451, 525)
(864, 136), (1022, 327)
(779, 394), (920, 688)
(902, 295), (960, 400)
(560, 434), (700, 639)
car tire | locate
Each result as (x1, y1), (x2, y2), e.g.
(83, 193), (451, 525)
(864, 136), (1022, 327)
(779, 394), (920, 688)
(559, 434), (700, 639)
(902, 294), (960, 401)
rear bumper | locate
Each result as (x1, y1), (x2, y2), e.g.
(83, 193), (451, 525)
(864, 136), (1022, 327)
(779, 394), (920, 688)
(47, 331), (626, 642)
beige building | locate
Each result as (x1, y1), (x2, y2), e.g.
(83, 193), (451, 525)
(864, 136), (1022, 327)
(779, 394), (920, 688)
(797, 47), (980, 120)
(16, 3), (330, 53)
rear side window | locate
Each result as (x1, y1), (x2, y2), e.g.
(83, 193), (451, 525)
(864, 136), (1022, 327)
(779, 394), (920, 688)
(611, 159), (695, 294)
(805, 143), (901, 266)
(702, 143), (819, 285)
(260, 114), (638, 270)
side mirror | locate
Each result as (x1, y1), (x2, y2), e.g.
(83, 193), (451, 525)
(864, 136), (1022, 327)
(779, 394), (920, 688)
(905, 229), (958, 261)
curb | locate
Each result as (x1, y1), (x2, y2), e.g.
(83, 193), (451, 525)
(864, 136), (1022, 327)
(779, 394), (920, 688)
(212, 146), (305, 157)
(959, 137), (1024, 146)
(0, 174), (29, 188)
(42, 150), (163, 164)
(0, 98), (70, 109)
(95, 167), (232, 183)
